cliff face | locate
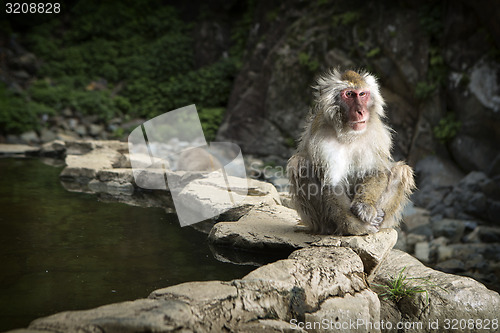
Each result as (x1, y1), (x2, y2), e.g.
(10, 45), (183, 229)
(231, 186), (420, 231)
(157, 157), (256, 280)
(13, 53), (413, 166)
(216, 0), (500, 177)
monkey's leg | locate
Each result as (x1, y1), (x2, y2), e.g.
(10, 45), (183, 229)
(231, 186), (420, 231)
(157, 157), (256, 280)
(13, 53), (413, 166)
(350, 171), (389, 229)
(376, 161), (416, 228)
(325, 185), (380, 235)
(287, 154), (324, 233)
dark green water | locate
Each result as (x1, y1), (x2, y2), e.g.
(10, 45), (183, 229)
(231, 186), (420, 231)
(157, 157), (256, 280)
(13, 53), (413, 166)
(0, 158), (255, 331)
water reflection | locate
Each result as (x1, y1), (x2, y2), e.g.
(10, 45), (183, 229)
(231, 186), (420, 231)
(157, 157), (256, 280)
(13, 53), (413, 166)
(0, 158), (255, 331)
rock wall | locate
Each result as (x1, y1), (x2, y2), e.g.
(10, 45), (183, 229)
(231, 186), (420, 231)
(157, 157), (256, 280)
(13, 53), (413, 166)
(216, 0), (500, 177)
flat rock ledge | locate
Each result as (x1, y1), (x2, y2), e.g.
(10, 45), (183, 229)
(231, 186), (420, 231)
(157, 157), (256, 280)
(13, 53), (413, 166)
(10, 245), (500, 333)
(209, 204), (398, 280)
(55, 140), (282, 220)
(0, 143), (40, 156)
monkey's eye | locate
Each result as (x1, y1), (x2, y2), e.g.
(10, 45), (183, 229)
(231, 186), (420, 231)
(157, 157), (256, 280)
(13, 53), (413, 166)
(359, 91), (366, 97)
(345, 91), (355, 97)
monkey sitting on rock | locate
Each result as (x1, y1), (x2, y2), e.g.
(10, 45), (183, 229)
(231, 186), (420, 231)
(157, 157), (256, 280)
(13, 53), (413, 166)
(287, 68), (415, 235)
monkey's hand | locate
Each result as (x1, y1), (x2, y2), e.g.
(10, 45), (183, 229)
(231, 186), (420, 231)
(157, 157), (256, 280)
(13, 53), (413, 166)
(350, 201), (384, 228)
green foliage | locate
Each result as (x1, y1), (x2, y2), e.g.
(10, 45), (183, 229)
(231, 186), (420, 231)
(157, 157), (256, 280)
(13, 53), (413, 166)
(0, 84), (54, 133)
(419, 4), (443, 37)
(3, 0), (243, 134)
(198, 107), (226, 142)
(414, 81), (437, 100)
(373, 266), (446, 304)
(418, 5), (448, 102)
(366, 47), (381, 58)
(285, 137), (296, 149)
(230, 0), (256, 61)
(298, 52), (319, 73)
(433, 113), (461, 143)
(27, 80), (125, 121)
(332, 11), (361, 26)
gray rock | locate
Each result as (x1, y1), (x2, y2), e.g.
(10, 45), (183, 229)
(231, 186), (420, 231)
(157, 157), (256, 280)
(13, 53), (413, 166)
(88, 124), (104, 137)
(487, 201), (500, 224)
(88, 179), (134, 196)
(413, 241), (430, 263)
(64, 140), (94, 155)
(60, 147), (123, 183)
(464, 226), (500, 243)
(19, 131), (39, 144)
(279, 191), (293, 209)
(18, 244), (500, 333)
(406, 233), (428, 252)
(211, 203), (397, 280)
(112, 153), (132, 168)
(311, 229), (398, 280)
(431, 218), (467, 243)
(402, 205), (431, 231)
(61, 108), (73, 117)
(55, 131), (79, 142)
(0, 143), (40, 156)
(435, 259), (465, 274)
(173, 175), (282, 225)
(39, 128), (57, 143)
(67, 118), (78, 129)
(305, 289), (380, 333)
(209, 204), (316, 251)
(374, 250), (500, 328)
(74, 124), (87, 136)
(394, 229), (407, 252)
(28, 298), (193, 333)
(411, 156), (462, 209)
(469, 59), (500, 112)
(450, 135), (499, 175)
(39, 140), (66, 157)
(97, 168), (134, 184)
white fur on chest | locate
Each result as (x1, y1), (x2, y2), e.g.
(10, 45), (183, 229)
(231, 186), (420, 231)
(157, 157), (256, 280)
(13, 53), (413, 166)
(319, 138), (377, 186)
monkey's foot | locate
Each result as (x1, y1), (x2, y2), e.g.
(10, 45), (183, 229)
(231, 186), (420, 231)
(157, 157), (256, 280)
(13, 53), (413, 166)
(350, 201), (384, 228)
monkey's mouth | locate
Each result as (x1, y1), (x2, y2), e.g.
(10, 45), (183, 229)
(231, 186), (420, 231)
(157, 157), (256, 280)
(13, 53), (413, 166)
(351, 120), (367, 131)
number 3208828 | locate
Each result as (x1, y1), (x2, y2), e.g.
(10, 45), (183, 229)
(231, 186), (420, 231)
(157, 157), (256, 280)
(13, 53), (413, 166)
(6, 3), (60, 14)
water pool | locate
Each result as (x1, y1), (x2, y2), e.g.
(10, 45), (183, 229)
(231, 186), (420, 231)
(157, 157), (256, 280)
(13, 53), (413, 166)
(0, 158), (255, 331)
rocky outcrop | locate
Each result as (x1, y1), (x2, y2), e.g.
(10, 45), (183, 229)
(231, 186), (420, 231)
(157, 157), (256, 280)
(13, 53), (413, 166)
(57, 139), (283, 223)
(375, 250), (500, 332)
(0, 143), (40, 156)
(216, 0), (500, 175)
(209, 204), (397, 281)
(12, 233), (500, 333)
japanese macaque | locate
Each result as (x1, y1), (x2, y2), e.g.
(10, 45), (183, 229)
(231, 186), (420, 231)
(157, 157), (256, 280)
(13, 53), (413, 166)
(287, 69), (415, 235)
(177, 147), (222, 172)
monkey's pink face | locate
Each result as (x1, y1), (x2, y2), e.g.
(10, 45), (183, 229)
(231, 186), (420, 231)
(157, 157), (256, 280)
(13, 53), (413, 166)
(341, 88), (371, 131)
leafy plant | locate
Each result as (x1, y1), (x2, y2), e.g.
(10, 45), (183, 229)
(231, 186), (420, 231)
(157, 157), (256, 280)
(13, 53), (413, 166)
(373, 266), (447, 304)
(414, 81), (437, 100)
(198, 107), (226, 142)
(332, 11), (361, 26)
(298, 52), (319, 73)
(433, 113), (461, 143)
(366, 47), (381, 58)
(0, 83), (54, 133)
(3, 0), (244, 135)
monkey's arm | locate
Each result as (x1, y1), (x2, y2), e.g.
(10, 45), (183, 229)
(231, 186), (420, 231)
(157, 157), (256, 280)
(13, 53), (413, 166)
(350, 171), (389, 227)
(376, 162), (416, 227)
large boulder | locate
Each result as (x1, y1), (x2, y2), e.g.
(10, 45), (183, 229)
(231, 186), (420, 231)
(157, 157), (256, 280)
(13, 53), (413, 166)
(374, 250), (500, 332)
(13, 238), (500, 333)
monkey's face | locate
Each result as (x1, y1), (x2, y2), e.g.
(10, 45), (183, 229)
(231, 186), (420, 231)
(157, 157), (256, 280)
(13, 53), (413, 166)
(340, 88), (371, 132)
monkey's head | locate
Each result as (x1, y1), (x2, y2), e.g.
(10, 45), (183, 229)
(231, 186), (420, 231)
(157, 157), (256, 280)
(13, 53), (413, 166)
(313, 68), (385, 137)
